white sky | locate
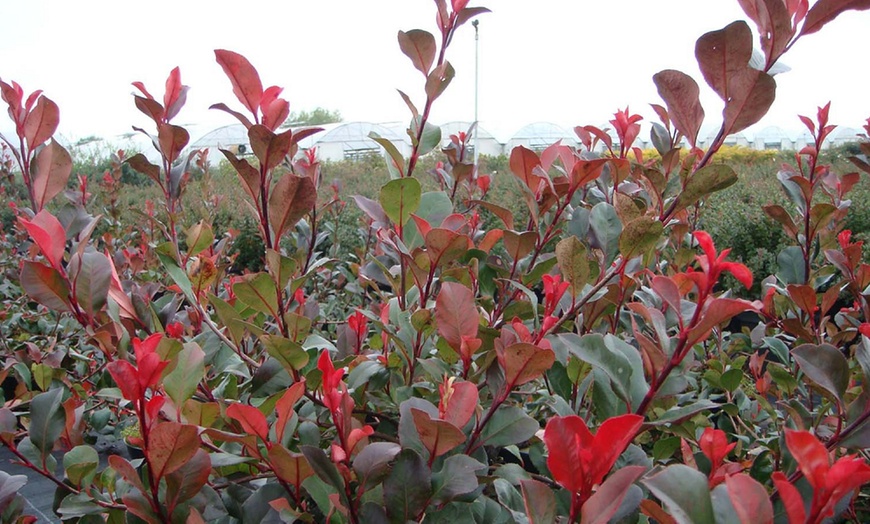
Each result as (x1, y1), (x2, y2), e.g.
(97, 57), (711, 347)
(1, 1), (868, 144)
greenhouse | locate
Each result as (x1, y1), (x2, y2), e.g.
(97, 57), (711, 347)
(295, 122), (411, 162)
(505, 122), (578, 152)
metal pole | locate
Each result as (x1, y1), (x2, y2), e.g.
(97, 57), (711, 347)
(473, 19), (480, 171)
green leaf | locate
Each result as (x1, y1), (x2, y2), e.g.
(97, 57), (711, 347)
(380, 177), (422, 227)
(721, 368), (744, 393)
(776, 246), (806, 285)
(301, 445), (346, 496)
(412, 116), (442, 156)
(163, 342), (206, 406)
(384, 449), (432, 524)
(31, 363), (53, 391)
(29, 388), (66, 456)
(233, 272), (279, 316)
(589, 202), (622, 265)
(370, 131), (406, 179)
(648, 400), (719, 426)
(63, 445), (99, 487)
(792, 343), (849, 404)
(158, 253), (196, 304)
(478, 405), (539, 447)
(185, 220), (214, 257)
(554, 333), (633, 409)
(262, 335), (309, 372)
(619, 216), (663, 259)
(642, 464), (714, 524)
(431, 455), (486, 504)
(353, 442), (401, 489)
(673, 164), (738, 213)
(556, 236), (590, 293)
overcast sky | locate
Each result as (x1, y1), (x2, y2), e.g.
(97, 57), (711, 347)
(2, 1), (868, 144)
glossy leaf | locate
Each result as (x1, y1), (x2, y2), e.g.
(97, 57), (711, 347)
(520, 478), (557, 524)
(24, 95), (59, 148)
(498, 343), (555, 390)
(226, 403), (269, 442)
(589, 202), (622, 265)
(411, 408), (466, 459)
(435, 281), (479, 350)
(384, 449), (432, 523)
(20, 260), (70, 312)
(233, 272), (279, 316)
(18, 209), (66, 272)
(163, 342), (205, 407)
(431, 454), (486, 504)
(263, 335), (309, 373)
(724, 473), (773, 524)
(164, 449), (211, 512)
(643, 464), (714, 524)
(478, 405), (539, 448)
(791, 343), (849, 403)
(68, 251), (112, 317)
(31, 140), (72, 211)
(29, 388), (66, 455)
(269, 444), (313, 488)
(581, 465), (646, 524)
(214, 49), (264, 116)
(722, 69), (776, 136)
(380, 177), (422, 227)
(269, 173), (316, 241)
(673, 164), (738, 214)
(146, 422), (201, 480)
(157, 124), (189, 163)
(353, 442), (401, 489)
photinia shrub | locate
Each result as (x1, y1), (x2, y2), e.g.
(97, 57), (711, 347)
(1, 0), (870, 523)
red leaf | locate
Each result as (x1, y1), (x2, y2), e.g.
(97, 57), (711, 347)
(107, 360), (141, 403)
(425, 228), (472, 268)
(498, 343), (555, 390)
(134, 95), (164, 124)
(226, 403), (269, 442)
(580, 465), (646, 524)
(725, 473), (773, 524)
(31, 140), (72, 211)
(509, 146), (542, 191)
(784, 429), (829, 489)
(699, 428), (736, 472)
(268, 173), (317, 243)
(398, 30), (437, 76)
(411, 408), (466, 459)
(787, 284), (817, 317)
(695, 22), (753, 102)
(219, 149), (260, 202)
(771, 472), (806, 524)
(652, 70), (704, 147)
(544, 416), (592, 493)
(163, 67), (183, 118)
(23, 96), (59, 148)
(268, 443), (314, 489)
(157, 124), (190, 165)
(435, 282), (479, 351)
(424, 62), (455, 102)
(18, 210), (66, 272)
(801, 0), (870, 36)
(214, 50), (264, 118)
(19, 260), (70, 312)
(109, 455), (147, 494)
(275, 380), (306, 444)
(685, 298), (759, 348)
(722, 68), (776, 136)
(209, 102), (254, 129)
(145, 422), (201, 481)
(440, 380), (478, 429)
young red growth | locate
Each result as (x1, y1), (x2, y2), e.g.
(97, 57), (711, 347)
(774, 429), (870, 523)
(347, 310), (368, 353)
(610, 107), (643, 156)
(544, 414), (643, 516)
(689, 231), (753, 297)
(699, 427), (737, 486)
(317, 350), (345, 412)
